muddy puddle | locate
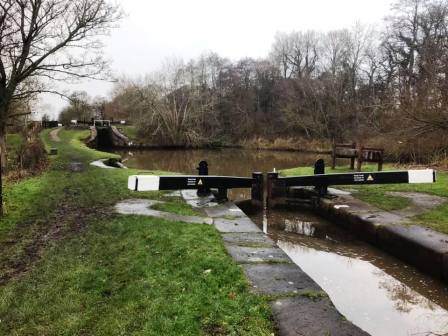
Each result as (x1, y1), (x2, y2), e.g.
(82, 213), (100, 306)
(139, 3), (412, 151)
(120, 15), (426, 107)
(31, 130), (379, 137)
(238, 203), (448, 336)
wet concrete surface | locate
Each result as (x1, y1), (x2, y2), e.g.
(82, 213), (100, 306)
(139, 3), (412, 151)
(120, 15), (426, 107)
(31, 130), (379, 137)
(226, 245), (293, 264)
(242, 263), (322, 294)
(114, 199), (213, 224)
(271, 297), (370, 336)
(213, 217), (261, 233)
(221, 232), (276, 247)
(386, 191), (446, 217)
(326, 191), (446, 226)
(203, 203), (246, 218)
(241, 203), (448, 336)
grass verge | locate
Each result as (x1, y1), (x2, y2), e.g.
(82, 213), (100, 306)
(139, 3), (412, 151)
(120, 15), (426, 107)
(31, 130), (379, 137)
(0, 128), (274, 335)
(153, 197), (202, 216)
(117, 125), (138, 142)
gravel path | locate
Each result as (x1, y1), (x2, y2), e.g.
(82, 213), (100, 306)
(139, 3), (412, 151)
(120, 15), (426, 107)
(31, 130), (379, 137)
(49, 128), (61, 142)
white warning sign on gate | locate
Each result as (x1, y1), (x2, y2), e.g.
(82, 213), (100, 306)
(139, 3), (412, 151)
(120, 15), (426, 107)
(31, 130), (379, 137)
(187, 178), (196, 186)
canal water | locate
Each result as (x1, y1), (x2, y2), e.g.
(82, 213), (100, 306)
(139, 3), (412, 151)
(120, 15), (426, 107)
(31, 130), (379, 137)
(239, 204), (448, 336)
(117, 148), (448, 336)
(117, 147), (321, 176)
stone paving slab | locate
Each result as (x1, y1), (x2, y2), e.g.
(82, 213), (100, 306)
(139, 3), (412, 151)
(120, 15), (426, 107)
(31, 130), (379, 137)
(222, 232), (276, 247)
(185, 198), (221, 208)
(242, 263), (322, 295)
(164, 190), (182, 197)
(180, 189), (202, 200)
(214, 217), (261, 233)
(271, 297), (369, 336)
(204, 202), (246, 218)
(225, 245), (292, 263)
(181, 190), (218, 207)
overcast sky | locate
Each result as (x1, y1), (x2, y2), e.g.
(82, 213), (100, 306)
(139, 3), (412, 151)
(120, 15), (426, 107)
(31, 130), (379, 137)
(38, 0), (395, 119)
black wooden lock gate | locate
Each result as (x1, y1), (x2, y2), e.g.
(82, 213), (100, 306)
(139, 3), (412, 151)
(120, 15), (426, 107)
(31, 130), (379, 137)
(128, 160), (436, 208)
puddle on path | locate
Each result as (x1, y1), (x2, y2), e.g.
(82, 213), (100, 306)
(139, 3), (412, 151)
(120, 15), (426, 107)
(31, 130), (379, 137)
(239, 204), (448, 336)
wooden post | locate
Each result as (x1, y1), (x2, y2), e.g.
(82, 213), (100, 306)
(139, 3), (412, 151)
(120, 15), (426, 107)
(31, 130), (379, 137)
(331, 141), (336, 169)
(350, 142), (356, 170)
(266, 172), (279, 209)
(356, 144), (363, 171)
(314, 159), (327, 196)
(251, 172), (264, 208)
(378, 150), (384, 171)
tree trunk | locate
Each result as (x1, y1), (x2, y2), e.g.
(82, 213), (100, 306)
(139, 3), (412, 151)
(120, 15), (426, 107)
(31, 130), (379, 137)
(0, 114), (5, 217)
(0, 91), (10, 216)
(0, 112), (7, 170)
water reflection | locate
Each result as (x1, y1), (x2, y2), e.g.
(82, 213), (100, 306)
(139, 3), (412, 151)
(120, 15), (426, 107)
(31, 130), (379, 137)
(280, 240), (448, 336)
(284, 219), (316, 236)
(244, 205), (448, 336)
(116, 148), (323, 177)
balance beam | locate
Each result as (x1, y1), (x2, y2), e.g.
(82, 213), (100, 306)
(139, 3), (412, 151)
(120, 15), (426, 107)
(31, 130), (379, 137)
(277, 169), (436, 187)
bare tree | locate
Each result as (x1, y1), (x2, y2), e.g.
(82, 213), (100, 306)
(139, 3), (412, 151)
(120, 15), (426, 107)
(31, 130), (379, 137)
(58, 91), (93, 125)
(0, 0), (122, 161)
(0, 0), (121, 215)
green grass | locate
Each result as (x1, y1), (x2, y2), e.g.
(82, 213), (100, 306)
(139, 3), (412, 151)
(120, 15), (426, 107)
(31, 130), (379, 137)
(118, 125), (138, 141)
(282, 164), (448, 234)
(0, 128), (274, 335)
(1, 129), (145, 241)
(351, 189), (412, 211)
(0, 215), (272, 335)
(6, 133), (25, 152)
(152, 197), (202, 216)
(6, 133), (25, 167)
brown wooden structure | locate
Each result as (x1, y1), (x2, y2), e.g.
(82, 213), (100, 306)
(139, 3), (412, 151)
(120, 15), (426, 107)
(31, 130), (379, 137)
(332, 142), (384, 171)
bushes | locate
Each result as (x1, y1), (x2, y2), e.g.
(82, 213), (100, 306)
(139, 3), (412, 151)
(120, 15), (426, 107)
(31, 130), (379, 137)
(241, 137), (331, 153)
(6, 137), (47, 178)
(367, 130), (448, 165)
(17, 139), (47, 170)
